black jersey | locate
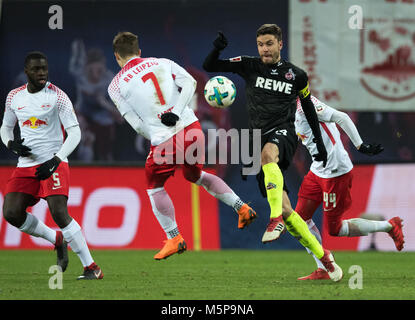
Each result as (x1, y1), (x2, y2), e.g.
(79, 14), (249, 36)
(204, 54), (309, 133)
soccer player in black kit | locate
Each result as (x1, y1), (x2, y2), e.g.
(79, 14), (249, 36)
(203, 24), (342, 279)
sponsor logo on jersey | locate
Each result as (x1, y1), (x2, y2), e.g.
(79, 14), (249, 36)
(22, 117), (48, 129)
(285, 68), (295, 81)
(17, 106), (26, 110)
(255, 77), (293, 94)
(41, 104), (52, 108)
(270, 69), (279, 75)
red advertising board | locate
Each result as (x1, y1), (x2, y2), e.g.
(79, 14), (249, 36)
(0, 166), (220, 250)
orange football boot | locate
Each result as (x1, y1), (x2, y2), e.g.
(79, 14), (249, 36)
(154, 234), (187, 260)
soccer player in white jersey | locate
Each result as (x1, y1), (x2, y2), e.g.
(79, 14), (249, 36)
(295, 95), (404, 280)
(108, 32), (257, 260)
(1, 52), (103, 280)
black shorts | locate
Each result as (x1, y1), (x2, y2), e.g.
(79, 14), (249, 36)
(261, 123), (298, 171)
(256, 123), (298, 197)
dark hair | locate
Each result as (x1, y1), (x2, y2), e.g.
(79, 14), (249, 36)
(24, 51), (47, 68)
(256, 24), (282, 41)
(112, 31), (140, 58)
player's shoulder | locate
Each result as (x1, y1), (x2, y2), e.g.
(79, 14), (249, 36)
(46, 82), (67, 96)
(45, 83), (72, 107)
(6, 84), (27, 100)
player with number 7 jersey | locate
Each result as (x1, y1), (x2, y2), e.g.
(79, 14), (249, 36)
(108, 32), (258, 260)
(294, 95), (404, 280)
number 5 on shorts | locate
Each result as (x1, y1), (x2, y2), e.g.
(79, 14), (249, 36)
(52, 172), (61, 189)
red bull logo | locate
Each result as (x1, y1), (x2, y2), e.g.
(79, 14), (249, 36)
(22, 117), (48, 129)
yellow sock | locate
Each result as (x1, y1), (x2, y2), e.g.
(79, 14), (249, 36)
(262, 162), (284, 218)
(284, 211), (324, 259)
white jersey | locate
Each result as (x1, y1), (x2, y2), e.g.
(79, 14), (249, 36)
(108, 57), (198, 146)
(3, 82), (79, 167)
(295, 96), (353, 178)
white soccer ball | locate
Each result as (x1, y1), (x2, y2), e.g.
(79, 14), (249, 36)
(204, 76), (236, 108)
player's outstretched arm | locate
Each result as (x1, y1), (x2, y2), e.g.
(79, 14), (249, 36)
(329, 109), (384, 156)
(203, 31), (239, 73)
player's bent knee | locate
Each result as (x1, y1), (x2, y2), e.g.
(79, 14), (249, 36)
(2, 205), (24, 227)
(328, 222), (342, 237)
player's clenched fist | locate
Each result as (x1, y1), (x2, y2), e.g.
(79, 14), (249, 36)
(35, 156), (61, 180)
(358, 143), (384, 156)
(312, 138), (328, 167)
(7, 138), (32, 157)
(160, 112), (179, 127)
(213, 31), (228, 51)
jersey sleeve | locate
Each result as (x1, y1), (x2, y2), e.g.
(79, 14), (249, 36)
(169, 59), (196, 87)
(311, 96), (335, 122)
(108, 76), (133, 116)
(2, 91), (18, 127)
(203, 48), (251, 75)
(56, 89), (79, 129)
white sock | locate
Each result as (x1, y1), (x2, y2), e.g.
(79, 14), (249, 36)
(19, 213), (56, 244)
(147, 187), (178, 239)
(195, 171), (242, 212)
(306, 219), (326, 271)
(61, 219), (94, 267)
(339, 218), (392, 237)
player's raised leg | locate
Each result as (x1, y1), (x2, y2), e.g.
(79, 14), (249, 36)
(337, 217), (404, 251)
(190, 170), (257, 229)
(182, 121), (256, 229)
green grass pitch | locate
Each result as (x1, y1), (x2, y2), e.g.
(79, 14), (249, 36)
(0, 249), (414, 300)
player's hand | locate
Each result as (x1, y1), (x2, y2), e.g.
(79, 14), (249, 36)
(358, 143), (384, 156)
(213, 31), (228, 51)
(312, 138), (328, 167)
(35, 156), (61, 180)
(7, 138), (32, 157)
(160, 112), (179, 127)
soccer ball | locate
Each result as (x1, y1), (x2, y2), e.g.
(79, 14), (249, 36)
(204, 76), (236, 108)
